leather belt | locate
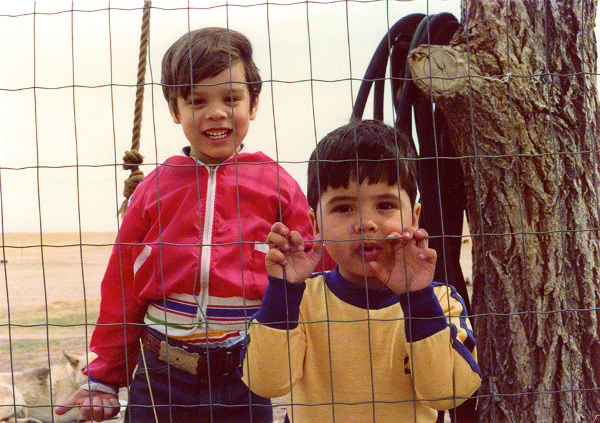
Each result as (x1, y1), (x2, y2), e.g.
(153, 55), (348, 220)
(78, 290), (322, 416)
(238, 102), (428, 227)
(141, 328), (242, 376)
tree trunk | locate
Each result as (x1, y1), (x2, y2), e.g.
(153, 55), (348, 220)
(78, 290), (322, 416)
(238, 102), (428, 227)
(408, 1), (600, 421)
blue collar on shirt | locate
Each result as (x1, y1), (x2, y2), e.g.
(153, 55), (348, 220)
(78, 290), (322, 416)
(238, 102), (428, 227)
(323, 266), (400, 310)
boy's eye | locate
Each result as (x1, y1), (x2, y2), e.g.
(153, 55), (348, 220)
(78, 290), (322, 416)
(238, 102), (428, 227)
(225, 96), (239, 103)
(332, 204), (352, 213)
(378, 201), (398, 210)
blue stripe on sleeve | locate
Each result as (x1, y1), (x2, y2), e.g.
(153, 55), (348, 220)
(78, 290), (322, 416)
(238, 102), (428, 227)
(449, 324), (482, 377)
(399, 285), (448, 342)
(253, 276), (306, 329)
(441, 282), (477, 353)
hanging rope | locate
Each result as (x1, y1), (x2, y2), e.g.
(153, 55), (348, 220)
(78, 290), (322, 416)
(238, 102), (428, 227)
(119, 0), (151, 217)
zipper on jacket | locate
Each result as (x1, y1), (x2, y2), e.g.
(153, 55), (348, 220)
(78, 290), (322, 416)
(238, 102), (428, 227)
(197, 165), (217, 328)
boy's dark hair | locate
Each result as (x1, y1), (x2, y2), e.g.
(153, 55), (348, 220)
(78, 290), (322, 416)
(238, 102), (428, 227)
(161, 27), (262, 116)
(307, 120), (418, 211)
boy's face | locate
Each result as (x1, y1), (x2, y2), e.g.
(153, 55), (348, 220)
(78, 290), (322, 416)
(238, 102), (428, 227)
(310, 179), (420, 289)
(169, 61), (259, 164)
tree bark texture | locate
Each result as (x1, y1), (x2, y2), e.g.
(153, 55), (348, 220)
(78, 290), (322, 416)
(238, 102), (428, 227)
(408, 1), (600, 422)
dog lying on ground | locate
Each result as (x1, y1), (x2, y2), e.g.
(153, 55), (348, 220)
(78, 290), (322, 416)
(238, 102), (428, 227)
(0, 351), (96, 423)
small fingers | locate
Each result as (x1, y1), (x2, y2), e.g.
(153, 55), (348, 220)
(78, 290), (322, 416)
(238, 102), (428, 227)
(287, 230), (305, 252)
(79, 407), (91, 421)
(91, 396), (104, 418)
(267, 228), (304, 254)
(63, 391), (120, 422)
(55, 390), (83, 416)
(399, 228), (429, 247)
(267, 223), (291, 251)
(413, 228), (429, 249)
(77, 396), (94, 421)
(400, 227), (427, 239)
(271, 222), (289, 236)
(86, 395), (120, 422)
(266, 248), (288, 267)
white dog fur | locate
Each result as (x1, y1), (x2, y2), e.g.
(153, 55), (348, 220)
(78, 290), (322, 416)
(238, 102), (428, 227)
(0, 351), (97, 423)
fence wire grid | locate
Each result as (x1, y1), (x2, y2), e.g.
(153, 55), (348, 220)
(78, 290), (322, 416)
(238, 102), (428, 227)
(1, 1), (600, 423)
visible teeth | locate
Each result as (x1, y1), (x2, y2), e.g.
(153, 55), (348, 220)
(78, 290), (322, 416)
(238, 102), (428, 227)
(205, 130), (229, 138)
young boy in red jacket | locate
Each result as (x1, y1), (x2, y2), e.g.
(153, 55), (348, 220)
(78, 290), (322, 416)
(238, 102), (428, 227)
(57, 27), (315, 423)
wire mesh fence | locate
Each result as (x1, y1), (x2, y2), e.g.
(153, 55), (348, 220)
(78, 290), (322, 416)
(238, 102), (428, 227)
(1, 1), (599, 422)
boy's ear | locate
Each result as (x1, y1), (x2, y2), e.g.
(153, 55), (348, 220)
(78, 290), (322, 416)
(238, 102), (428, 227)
(412, 202), (422, 228)
(249, 95), (259, 121)
(309, 208), (320, 239)
(169, 104), (181, 124)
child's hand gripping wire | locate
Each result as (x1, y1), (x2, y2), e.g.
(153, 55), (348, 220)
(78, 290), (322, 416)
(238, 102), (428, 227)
(266, 222), (324, 283)
(368, 227), (437, 295)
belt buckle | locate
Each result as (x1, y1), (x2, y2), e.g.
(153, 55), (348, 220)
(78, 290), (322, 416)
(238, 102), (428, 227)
(158, 341), (200, 375)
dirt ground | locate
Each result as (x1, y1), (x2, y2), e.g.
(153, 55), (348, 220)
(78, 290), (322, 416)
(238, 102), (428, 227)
(0, 232), (113, 372)
(0, 229), (472, 422)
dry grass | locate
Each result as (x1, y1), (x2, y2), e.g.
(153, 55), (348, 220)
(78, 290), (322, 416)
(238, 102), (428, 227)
(1, 232), (112, 373)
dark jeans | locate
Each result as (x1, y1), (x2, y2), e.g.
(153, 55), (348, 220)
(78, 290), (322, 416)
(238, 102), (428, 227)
(124, 344), (272, 423)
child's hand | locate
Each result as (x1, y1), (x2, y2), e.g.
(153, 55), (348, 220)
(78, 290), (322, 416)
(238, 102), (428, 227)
(55, 388), (121, 421)
(266, 222), (323, 283)
(369, 228), (437, 295)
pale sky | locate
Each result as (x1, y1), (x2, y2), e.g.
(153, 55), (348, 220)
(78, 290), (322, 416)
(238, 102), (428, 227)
(0, 0), (525, 233)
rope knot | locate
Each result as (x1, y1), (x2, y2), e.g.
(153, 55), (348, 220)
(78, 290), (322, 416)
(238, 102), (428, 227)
(119, 151), (145, 217)
(118, 169), (145, 217)
(122, 169), (145, 198)
(123, 150), (144, 171)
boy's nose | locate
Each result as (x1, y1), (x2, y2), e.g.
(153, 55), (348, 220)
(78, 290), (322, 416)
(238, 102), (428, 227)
(205, 102), (227, 119)
(354, 217), (378, 233)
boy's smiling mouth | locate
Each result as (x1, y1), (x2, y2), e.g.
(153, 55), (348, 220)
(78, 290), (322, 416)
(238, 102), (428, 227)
(204, 129), (231, 139)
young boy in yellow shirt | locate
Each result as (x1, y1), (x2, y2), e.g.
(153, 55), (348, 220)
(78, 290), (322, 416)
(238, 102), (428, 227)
(241, 120), (481, 422)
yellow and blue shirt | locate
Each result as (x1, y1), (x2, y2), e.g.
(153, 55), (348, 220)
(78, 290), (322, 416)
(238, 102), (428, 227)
(242, 267), (482, 423)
